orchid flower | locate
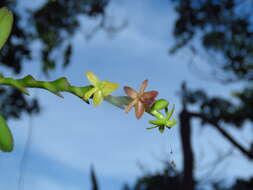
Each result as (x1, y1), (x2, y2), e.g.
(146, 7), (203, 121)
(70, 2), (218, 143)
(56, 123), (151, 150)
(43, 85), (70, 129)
(84, 72), (119, 106)
(147, 100), (177, 133)
(124, 80), (158, 119)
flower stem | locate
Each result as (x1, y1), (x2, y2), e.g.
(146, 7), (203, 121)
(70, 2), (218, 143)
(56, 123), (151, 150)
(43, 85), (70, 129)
(0, 75), (93, 103)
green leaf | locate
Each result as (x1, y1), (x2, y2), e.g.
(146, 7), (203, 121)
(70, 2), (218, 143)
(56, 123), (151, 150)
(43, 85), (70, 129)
(0, 115), (14, 152)
(0, 7), (13, 50)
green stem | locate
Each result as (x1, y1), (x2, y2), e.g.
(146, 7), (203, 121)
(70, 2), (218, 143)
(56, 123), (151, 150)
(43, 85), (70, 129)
(0, 75), (93, 103)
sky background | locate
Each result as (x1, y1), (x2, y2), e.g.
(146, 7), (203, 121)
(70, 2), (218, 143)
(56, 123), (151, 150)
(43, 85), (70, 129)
(1, 0), (253, 190)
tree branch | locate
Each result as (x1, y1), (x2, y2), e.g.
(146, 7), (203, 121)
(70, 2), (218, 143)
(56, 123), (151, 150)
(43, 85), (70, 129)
(180, 109), (195, 190)
(190, 112), (253, 160)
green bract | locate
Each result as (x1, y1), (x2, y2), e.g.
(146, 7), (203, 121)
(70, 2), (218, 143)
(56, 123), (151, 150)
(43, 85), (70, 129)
(0, 115), (14, 152)
(84, 72), (119, 106)
(0, 7), (13, 50)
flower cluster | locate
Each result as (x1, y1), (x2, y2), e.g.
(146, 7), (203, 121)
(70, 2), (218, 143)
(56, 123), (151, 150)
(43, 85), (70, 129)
(84, 72), (176, 133)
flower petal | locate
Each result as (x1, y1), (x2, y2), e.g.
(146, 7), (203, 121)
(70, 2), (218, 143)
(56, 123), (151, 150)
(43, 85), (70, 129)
(141, 91), (158, 105)
(125, 99), (138, 113)
(101, 81), (119, 96)
(86, 72), (100, 86)
(149, 119), (165, 126)
(165, 119), (177, 128)
(166, 104), (175, 120)
(93, 90), (104, 106)
(140, 91), (158, 109)
(124, 86), (137, 99)
(139, 80), (148, 94)
(84, 87), (97, 100)
(135, 101), (145, 119)
(141, 91), (158, 101)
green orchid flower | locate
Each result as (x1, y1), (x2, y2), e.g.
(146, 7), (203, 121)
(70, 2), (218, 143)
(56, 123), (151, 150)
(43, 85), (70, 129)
(84, 72), (119, 106)
(147, 99), (177, 133)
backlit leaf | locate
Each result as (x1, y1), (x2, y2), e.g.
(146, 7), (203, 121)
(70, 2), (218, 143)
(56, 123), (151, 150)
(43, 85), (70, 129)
(0, 115), (14, 152)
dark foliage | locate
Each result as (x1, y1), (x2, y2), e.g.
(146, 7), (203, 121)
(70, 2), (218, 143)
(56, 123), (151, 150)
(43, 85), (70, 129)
(0, 0), (109, 120)
(180, 85), (249, 127)
(213, 177), (253, 190)
(90, 165), (99, 190)
(31, 0), (108, 73)
(0, 88), (39, 119)
(169, 1), (253, 189)
(170, 0), (253, 81)
(123, 164), (181, 190)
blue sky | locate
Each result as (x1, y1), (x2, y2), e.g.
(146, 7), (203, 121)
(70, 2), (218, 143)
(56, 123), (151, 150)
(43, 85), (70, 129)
(1, 0), (253, 190)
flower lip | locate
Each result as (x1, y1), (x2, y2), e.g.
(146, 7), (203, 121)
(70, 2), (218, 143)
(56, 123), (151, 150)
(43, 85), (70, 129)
(140, 91), (158, 106)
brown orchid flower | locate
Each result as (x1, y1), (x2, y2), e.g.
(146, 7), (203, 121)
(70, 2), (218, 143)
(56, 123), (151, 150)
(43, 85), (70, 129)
(124, 80), (158, 119)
